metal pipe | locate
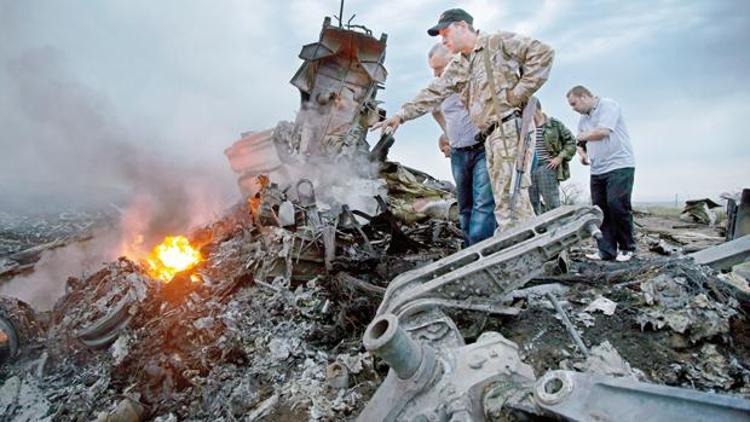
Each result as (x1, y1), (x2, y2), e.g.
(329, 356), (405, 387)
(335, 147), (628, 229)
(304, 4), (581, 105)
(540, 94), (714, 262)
(546, 293), (589, 357)
(363, 313), (423, 379)
(338, 0), (344, 27)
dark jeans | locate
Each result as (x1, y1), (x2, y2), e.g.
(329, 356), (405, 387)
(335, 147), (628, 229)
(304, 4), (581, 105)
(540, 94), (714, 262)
(590, 167), (636, 260)
(451, 146), (496, 246)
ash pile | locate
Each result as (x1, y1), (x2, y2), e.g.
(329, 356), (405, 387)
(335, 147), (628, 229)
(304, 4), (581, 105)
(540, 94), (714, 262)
(2, 13), (750, 422)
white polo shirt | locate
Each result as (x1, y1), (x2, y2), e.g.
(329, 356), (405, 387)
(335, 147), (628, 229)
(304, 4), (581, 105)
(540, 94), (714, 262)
(578, 98), (635, 175)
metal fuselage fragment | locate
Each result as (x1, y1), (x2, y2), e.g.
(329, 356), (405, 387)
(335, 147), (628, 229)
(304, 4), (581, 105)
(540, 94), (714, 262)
(360, 206), (603, 420)
(225, 17), (388, 197)
(359, 205), (750, 421)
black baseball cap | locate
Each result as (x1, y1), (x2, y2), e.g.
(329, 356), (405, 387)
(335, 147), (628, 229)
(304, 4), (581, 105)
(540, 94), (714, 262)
(427, 8), (474, 36)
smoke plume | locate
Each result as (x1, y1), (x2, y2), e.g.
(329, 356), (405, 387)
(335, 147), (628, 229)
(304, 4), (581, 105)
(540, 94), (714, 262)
(0, 46), (236, 308)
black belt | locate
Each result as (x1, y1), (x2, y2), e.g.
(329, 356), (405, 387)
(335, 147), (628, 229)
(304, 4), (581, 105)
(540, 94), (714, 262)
(474, 111), (521, 143)
(452, 142), (484, 152)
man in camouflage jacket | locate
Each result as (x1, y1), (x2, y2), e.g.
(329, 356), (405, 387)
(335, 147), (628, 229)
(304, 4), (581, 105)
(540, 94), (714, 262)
(374, 8), (554, 231)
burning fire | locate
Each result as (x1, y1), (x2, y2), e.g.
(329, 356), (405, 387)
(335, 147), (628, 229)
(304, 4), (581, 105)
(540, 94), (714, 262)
(146, 235), (203, 282)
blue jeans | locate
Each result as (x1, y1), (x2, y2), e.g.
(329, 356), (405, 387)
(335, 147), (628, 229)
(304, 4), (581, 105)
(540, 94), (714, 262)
(451, 146), (496, 246)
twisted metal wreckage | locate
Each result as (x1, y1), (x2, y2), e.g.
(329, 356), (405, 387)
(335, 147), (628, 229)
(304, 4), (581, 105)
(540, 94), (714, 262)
(2, 11), (750, 421)
(360, 205), (750, 421)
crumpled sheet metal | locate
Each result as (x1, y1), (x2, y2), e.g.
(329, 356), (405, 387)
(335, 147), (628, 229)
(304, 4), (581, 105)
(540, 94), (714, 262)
(289, 17), (387, 156)
(583, 296), (617, 316)
(210, 277), (373, 420)
(577, 341), (643, 379)
(44, 258), (152, 355)
(228, 15), (388, 189)
(680, 199), (721, 226)
(684, 344), (738, 390)
(380, 162), (456, 225)
(637, 273), (737, 342)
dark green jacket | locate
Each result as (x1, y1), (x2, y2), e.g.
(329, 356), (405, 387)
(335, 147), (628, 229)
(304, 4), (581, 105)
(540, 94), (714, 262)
(538, 116), (577, 181)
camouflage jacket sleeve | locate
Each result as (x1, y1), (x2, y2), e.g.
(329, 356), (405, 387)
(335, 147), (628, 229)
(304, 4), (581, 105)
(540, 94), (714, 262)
(499, 32), (554, 104)
(396, 58), (465, 122)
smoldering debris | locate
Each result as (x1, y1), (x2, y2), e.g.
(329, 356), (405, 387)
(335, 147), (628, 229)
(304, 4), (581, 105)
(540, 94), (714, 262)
(0, 188), (460, 420)
(498, 257), (750, 397)
(1, 189), (749, 420)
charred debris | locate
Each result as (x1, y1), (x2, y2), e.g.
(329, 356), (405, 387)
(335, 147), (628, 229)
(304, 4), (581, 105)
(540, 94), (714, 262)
(2, 14), (750, 422)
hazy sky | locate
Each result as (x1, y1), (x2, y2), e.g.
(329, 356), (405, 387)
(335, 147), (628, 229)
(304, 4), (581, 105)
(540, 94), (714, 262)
(1, 0), (748, 206)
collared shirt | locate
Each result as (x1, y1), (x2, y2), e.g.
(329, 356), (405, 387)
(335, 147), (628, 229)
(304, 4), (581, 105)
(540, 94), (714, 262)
(440, 93), (479, 148)
(578, 98), (635, 175)
(396, 31), (554, 130)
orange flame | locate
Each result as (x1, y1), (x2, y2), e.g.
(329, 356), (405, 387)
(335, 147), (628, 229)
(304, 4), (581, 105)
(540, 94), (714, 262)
(146, 235), (203, 282)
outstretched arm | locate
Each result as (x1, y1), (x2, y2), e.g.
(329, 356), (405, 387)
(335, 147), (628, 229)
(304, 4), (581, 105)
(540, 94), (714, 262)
(372, 59), (464, 136)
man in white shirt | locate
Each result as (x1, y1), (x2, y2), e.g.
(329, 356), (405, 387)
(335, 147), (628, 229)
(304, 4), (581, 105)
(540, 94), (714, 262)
(567, 85), (636, 262)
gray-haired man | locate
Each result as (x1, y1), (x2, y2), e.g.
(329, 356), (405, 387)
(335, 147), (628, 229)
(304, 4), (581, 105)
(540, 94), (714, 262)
(429, 44), (495, 245)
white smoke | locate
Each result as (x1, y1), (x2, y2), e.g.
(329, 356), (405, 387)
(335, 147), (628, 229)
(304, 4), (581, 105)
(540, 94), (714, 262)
(0, 45), (237, 308)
